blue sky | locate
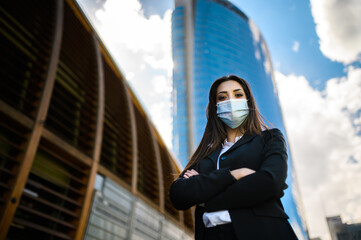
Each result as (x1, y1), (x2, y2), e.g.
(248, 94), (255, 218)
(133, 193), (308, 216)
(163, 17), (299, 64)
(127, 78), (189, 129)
(233, 0), (345, 90)
(139, 0), (349, 90)
(77, 0), (361, 239)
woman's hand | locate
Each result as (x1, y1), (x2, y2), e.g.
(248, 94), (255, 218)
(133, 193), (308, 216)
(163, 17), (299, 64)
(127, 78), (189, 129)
(230, 168), (255, 180)
(183, 169), (199, 178)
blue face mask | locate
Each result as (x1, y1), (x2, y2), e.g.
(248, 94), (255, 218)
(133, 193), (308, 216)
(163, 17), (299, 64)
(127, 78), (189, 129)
(216, 99), (249, 129)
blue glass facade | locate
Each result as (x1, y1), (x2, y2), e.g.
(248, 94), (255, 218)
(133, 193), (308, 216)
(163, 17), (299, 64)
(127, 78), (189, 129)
(172, 6), (189, 164)
(171, 0), (308, 239)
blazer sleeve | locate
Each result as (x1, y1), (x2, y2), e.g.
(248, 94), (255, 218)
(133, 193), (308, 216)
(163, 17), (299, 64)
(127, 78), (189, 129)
(204, 128), (288, 212)
(169, 167), (236, 210)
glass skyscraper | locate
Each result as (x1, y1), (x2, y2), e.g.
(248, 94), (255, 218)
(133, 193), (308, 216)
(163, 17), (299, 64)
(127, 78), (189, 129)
(171, 0), (309, 239)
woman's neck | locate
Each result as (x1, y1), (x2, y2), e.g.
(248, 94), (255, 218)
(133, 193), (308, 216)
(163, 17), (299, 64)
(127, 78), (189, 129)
(226, 127), (243, 143)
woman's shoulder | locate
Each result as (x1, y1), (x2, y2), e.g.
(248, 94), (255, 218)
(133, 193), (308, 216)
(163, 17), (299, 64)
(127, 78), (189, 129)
(260, 128), (285, 142)
(261, 128), (282, 135)
(260, 128), (288, 156)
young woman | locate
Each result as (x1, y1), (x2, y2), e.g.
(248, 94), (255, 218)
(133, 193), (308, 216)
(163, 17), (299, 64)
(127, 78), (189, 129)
(170, 75), (298, 240)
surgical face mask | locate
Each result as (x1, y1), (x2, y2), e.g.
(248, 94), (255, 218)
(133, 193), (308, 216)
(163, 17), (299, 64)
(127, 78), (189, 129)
(216, 99), (249, 129)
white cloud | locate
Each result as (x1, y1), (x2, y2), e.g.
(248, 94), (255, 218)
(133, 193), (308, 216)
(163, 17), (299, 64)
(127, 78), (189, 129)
(255, 49), (261, 60)
(261, 40), (272, 75)
(275, 68), (361, 239)
(77, 0), (173, 148)
(292, 41), (300, 52)
(94, 0), (173, 75)
(310, 0), (361, 64)
(95, 1), (167, 53)
(250, 19), (272, 76)
(149, 100), (173, 148)
(249, 20), (262, 63)
(151, 75), (172, 94)
(126, 72), (135, 80)
(148, 74), (173, 146)
(144, 54), (173, 77)
(249, 19), (260, 44)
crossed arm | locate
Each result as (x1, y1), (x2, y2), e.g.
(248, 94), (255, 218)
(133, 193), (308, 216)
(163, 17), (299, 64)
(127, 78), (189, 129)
(169, 129), (288, 211)
(184, 168), (255, 180)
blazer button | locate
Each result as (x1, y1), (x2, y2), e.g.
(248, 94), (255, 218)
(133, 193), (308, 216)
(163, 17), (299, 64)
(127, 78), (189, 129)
(221, 156), (226, 160)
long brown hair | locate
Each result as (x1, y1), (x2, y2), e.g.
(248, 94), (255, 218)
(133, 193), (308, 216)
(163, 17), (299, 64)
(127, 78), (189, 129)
(182, 75), (269, 173)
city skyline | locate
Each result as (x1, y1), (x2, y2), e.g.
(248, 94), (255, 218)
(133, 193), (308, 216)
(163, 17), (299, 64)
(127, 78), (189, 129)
(77, 0), (361, 239)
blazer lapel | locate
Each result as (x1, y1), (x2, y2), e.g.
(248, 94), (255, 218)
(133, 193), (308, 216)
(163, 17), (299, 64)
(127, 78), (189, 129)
(226, 133), (257, 153)
(206, 146), (222, 167)
(205, 134), (257, 167)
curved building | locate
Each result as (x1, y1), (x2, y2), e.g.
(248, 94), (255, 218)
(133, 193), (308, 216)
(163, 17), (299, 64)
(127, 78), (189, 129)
(0, 0), (193, 239)
(171, 0), (308, 239)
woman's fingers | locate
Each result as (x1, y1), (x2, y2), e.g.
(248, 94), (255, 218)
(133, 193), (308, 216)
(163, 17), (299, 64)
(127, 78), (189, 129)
(183, 169), (199, 178)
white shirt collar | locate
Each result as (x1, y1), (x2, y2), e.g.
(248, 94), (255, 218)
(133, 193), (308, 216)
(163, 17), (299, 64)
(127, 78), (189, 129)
(222, 135), (243, 148)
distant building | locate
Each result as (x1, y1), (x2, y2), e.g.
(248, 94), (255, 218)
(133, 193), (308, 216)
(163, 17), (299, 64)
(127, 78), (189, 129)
(0, 0), (193, 239)
(171, 0), (308, 238)
(327, 216), (361, 240)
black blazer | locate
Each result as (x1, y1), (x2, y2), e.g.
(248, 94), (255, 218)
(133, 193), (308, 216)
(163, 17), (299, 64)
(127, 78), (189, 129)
(170, 128), (298, 240)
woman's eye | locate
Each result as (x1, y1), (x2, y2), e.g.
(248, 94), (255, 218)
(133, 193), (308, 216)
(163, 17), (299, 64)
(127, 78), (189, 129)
(235, 93), (243, 97)
(217, 96), (226, 101)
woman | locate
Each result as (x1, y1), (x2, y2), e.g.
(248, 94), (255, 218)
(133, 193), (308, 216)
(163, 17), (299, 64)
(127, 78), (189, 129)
(169, 75), (298, 240)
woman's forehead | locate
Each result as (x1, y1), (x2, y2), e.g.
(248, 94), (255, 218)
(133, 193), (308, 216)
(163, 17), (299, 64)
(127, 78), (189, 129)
(217, 80), (243, 93)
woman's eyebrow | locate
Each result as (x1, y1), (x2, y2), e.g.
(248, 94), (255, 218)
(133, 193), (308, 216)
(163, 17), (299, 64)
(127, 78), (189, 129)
(217, 89), (243, 95)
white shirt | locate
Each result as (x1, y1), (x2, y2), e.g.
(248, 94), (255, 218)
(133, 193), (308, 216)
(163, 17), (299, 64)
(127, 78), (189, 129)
(202, 135), (243, 228)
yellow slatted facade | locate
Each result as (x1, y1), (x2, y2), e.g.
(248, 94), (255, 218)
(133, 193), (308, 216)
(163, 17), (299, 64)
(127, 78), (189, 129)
(7, 139), (90, 239)
(100, 56), (133, 185)
(45, 3), (98, 156)
(0, 0), (194, 239)
(134, 105), (160, 205)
